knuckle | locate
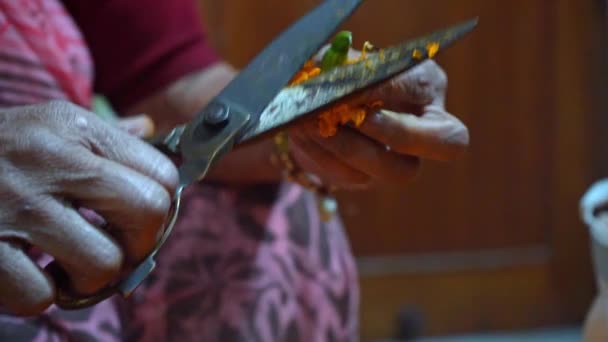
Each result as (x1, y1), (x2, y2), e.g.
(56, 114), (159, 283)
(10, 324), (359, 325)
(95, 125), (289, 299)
(46, 101), (99, 140)
(25, 130), (63, 157)
(442, 121), (470, 158)
(138, 181), (172, 226)
(13, 129), (79, 174)
(449, 121), (469, 146)
(412, 60), (448, 100)
(88, 243), (123, 278)
(136, 147), (179, 192)
(420, 59), (441, 74)
(45, 100), (85, 123)
(1, 273), (54, 316)
(126, 181), (171, 260)
(420, 59), (441, 73)
(434, 65), (448, 91)
(69, 109), (96, 134)
(424, 60), (448, 94)
(394, 73), (434, 105)
(66, 237), (123, 282)
(45, 99), (73, 110)
(10, 290), (54, 317)
(0, 243), (53, 316)
(9, 193), (53, 228)
(23, 285), (54, 315)
(153, 155), (179, 191)
(45, 100), (84, 117)
(63, 148), (101, 179)
(71, 257), (122, 295)
(72, 152), (103, 175)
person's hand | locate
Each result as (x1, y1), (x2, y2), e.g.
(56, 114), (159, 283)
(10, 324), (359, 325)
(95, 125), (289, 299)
(288, 59), (468, 189)
(0, 101), (178, 315)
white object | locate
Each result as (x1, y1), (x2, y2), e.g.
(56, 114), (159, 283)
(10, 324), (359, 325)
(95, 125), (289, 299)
(581, 179), (608, 247)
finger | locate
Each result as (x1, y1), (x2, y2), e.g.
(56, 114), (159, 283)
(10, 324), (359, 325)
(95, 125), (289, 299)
(87, 123), (178, 192)
(365, 60), (448, 111)
(116, 114), (155, 138)
(317, 60), (448, 121)
(289, 130), (371, 188)
(0, 241), (54, 316)
(14, 132), (170, 263)
(301, 122), (421, 184)
(358, 106), (469, 161)
(47, 101), (178, 192)
(25, 197), (123, 295)
(61, 156), (171, 263)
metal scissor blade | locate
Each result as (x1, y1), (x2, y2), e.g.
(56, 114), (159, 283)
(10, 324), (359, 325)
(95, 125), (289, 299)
(212, 0), (363, 135)
(238, 18), (478, 144)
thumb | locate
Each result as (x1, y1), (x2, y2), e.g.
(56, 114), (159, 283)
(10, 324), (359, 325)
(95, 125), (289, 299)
(117, 114), (155, 138)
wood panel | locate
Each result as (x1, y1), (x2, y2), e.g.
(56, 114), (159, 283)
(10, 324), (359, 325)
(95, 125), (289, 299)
(337, 0), (556, 254)
(197, 0), (607, 339)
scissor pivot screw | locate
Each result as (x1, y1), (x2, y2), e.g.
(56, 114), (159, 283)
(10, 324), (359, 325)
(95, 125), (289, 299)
(203, 102), (229, 126)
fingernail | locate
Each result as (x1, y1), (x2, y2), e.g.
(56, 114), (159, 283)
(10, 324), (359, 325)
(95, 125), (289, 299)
(127, 125), (145, 136)
(120, 114), (154, 137)
(77, 207), (108, 228)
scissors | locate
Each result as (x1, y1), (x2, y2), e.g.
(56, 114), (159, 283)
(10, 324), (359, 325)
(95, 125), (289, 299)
(50, 0), (478, 309)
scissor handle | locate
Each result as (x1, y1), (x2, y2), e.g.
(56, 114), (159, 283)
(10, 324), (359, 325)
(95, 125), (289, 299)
(50, 186), (184, 310)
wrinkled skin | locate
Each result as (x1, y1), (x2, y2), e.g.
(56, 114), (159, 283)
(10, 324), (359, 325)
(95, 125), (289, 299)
(0, 101), (178, 316)
(289, 59), (469, 189)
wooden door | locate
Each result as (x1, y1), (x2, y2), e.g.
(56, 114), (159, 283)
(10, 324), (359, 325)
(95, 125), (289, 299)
(197, 0), (608, 339)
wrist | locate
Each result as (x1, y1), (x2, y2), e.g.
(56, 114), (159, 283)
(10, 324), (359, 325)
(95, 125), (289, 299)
(204, 137), (283, 184)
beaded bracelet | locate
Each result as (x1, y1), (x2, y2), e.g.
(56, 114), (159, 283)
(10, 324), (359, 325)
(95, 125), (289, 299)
(270, 131), (338, 222)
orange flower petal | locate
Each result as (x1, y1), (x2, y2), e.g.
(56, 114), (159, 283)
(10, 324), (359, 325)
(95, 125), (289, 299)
(426, 42), (440, 58)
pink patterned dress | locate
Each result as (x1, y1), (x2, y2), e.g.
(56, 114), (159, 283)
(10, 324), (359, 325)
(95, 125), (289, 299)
(0, 0), (360, 341)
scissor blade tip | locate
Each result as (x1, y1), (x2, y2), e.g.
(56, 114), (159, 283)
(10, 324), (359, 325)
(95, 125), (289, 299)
(456, 17), (479, 30)
(462, 17), (480, 30)
(442, 17), (479, 43)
